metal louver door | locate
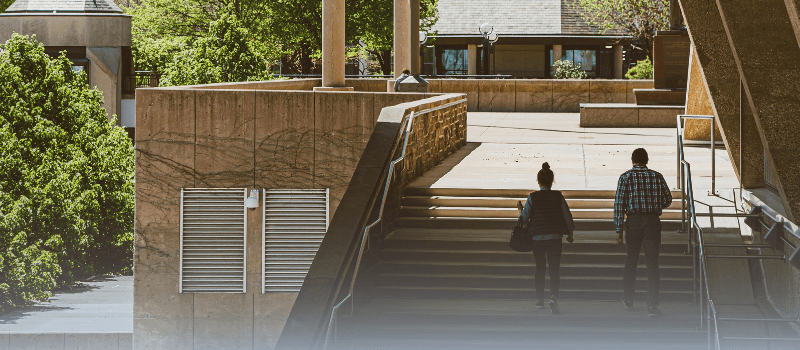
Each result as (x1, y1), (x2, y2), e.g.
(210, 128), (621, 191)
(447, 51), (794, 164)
(262, 189), (329, 293)
(180, 188), (246, 293)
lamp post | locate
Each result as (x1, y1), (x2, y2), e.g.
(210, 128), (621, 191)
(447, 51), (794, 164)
(419, 31), (428, 75)
(479, 23), (495, 75)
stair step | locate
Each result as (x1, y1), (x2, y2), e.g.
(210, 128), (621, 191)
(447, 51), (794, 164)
(380, 248), (692, 265)
(402, 196), (682, 210)
(368, 286), (694, 301)
(403, 187), (682, 199)
(396, 217), (684, 231)
(400, 206), (684, 220)
(372, 274), (694, 291)
(375, 260), (693, 278)
(382, 239), (691, 254)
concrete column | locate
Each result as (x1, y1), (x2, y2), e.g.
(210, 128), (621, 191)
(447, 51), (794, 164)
(321, 0), (345, 87)
(468, 45), (477, 75)
(410, 0), (420, 74)
(394, 0), (411, 78)
(553, 44), (563, 62)
(613, 45), (624, 79)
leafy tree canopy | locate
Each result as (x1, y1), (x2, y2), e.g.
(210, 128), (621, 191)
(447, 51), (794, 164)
(572, 0), (669, 58)
(625, 57), (654, 79)
(0, 34), (134, 312)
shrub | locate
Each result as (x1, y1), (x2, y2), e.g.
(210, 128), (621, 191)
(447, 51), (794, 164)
(553, 59), (587, 79)
(625, 57), (654, 79)
(0, 34), (134, 312)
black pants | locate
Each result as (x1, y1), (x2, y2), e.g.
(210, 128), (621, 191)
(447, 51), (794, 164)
(533, 238), (562, 300)
(623, 214), (662, 307)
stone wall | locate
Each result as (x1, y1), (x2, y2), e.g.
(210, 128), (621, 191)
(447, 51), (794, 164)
(133, 87), (447, 349)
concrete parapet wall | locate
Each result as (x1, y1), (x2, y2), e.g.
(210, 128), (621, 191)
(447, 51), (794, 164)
(430, 79), (652, 112)
(174, 78), (652, 113)
(0, 332), (132, 350)
(133, 87), (454, 349)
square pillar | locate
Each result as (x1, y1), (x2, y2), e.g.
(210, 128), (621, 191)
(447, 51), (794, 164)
(613, 45), (624, 79)
(553, 44), (563, 62)
(468, 45), (477, 75)
(321, 0), (346, 88)
(394, 0), (411, 78)
(410, 0), (420, 74)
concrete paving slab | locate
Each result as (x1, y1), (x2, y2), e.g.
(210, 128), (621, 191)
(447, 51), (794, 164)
(412, 112), (738, 191)
(0, 276), (132, 333)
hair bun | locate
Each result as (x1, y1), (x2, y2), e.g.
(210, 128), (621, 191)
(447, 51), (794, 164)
(542, 162), (550, 170)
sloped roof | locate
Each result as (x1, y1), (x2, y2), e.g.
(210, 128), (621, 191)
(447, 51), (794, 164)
(431, 0), (626, 36)
(5, 0), (123, 13)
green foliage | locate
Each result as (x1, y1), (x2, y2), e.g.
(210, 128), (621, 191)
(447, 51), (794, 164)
(553, 59), (588, 79)
(347, 0), (439, 75)
(160, 12), (274, 86)
(0, 34), (134, 312)
(0, 0), (14, 12)
(125, 0), (278, 84)
(572, 0), (669, 58)
(625, 57), (654, 79)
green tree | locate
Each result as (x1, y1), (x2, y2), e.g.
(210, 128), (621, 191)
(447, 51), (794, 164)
(124, 0), (277, 79)
(625, 57), (653, 79)
(264, 0), (322, 74)
(553, 59), (588, 79)
(160, 12), (274, 86)
(571, 0), (669, 59)
(349, 0), (439, 75)
(0, 34), (134, 312)
(0, 0), (13, 12)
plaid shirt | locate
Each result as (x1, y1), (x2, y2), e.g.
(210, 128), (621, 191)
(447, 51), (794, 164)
(614, 165), (673, 232)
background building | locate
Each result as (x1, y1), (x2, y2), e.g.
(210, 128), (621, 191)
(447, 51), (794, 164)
(427, 0), (635, 78)
(0, 0), (139, 135)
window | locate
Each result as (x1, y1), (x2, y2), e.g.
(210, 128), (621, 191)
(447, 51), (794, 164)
(550, 49), (598, 77)
(180, 188), (247, 293)
(436, 46), (468, 75)
(262, 189), (329, 293)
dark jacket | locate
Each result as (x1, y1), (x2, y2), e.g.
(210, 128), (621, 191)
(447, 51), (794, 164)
(520, 190), (574, 237)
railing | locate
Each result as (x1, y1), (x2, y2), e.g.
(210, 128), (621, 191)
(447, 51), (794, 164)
(277, 74), (515, 79)
(319, 98), (467, 350)
(122, 71), (160, 93)
(677, 115), (800, 349)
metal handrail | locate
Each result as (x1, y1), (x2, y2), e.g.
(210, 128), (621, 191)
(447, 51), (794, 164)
(321, 98), (467, 349)
(678, 117), (799, 349)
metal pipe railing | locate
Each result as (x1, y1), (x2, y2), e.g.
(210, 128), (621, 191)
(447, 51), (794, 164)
(321, 98), (467, 349)
(677, 116), (800, 349)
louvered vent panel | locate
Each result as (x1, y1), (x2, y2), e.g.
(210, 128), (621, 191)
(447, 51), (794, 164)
(180, 188), (246, 293)
(263, 189), (328, 293)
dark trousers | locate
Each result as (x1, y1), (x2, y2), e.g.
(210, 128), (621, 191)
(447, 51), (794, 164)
(533, 239), (562, 300)
(623, 214), (662, 307)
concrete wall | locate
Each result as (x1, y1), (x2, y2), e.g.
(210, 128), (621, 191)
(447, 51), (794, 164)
(432, 79), (653, 112)
(684, 49), (722, 140)
(133, 87), (444, 349)
(0, 14), (132, 47)
(493, 45), (547, 78)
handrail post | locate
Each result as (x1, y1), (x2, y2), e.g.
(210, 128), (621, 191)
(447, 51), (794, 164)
(677, 115), (682, 189)
(709, 118), (716, 195)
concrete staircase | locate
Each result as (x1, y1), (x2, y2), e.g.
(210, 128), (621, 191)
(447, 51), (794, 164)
(397, 187), (683, 231)
(332, 187), (704, 349)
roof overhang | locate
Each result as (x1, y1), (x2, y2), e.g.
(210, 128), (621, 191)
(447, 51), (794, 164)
(429, 34), (633, 46)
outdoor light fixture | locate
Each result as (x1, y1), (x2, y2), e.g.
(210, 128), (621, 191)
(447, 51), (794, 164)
(419, 31), (428, 45)
(479, 23), (493, 36)
(478, 23), (496, 75)
(246, 189), (259, 211)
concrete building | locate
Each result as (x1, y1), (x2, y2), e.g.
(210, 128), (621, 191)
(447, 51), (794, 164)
(0, 0), (138, 132)
(427, 0), (633, 78)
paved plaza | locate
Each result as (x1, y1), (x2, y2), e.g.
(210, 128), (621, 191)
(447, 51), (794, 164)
(0, 276), (132, 333)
